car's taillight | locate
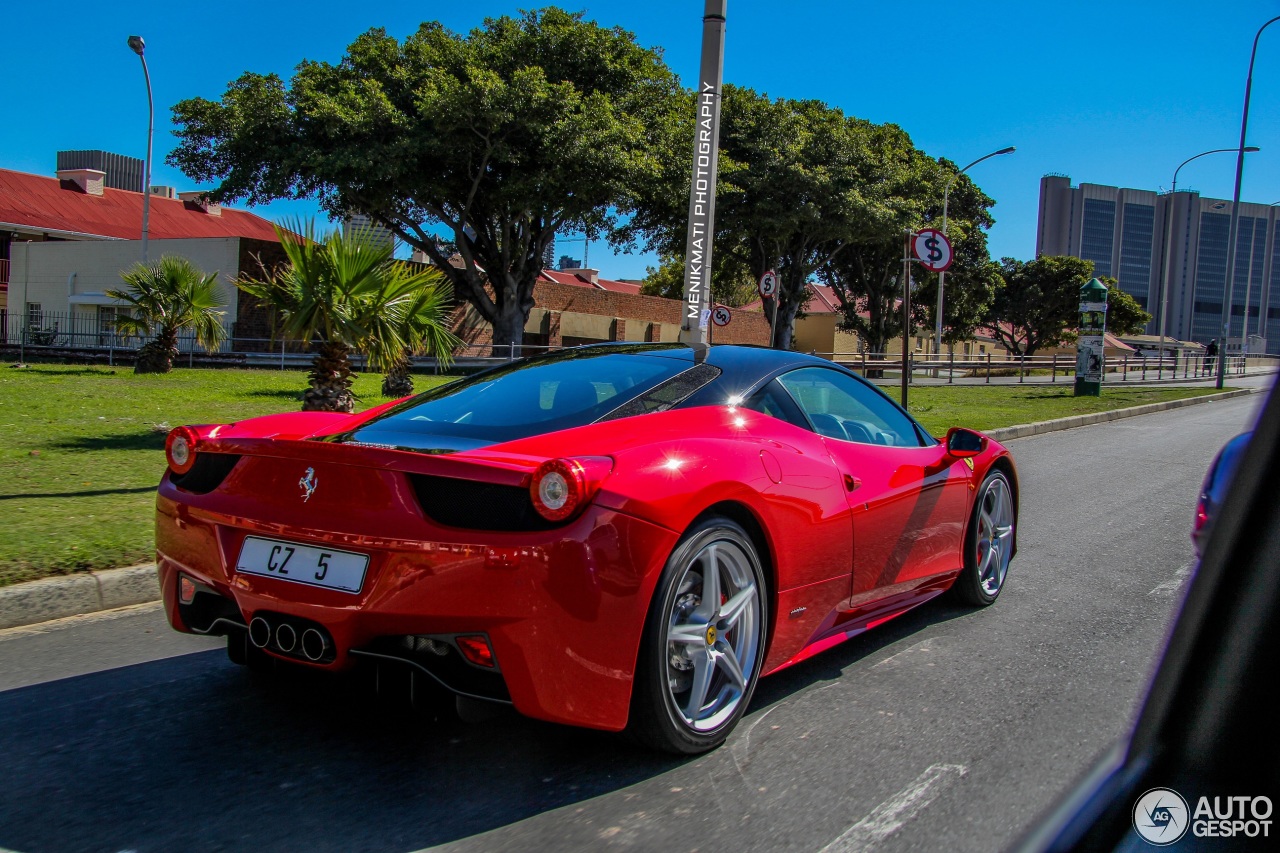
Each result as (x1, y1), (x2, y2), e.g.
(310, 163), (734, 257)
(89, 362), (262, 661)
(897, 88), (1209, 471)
(1193, 495), (1211, 536)
(529, 457), (613, 522)
(165, 426), (199, 475)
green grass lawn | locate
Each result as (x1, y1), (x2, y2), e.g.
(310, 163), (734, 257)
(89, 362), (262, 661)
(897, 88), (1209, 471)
(0, 364), (1232, 586)
(0, 365), (455, 587)
(903, 385), (1231, 435)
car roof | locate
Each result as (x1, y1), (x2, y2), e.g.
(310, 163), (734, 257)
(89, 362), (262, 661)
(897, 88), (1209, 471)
(554, 341), (848, 386)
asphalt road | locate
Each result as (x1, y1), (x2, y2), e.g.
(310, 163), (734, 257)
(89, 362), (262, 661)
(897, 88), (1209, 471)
(0, 389), (1268, 853)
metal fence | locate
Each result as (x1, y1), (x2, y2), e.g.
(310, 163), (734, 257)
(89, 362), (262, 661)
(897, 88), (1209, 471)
(0, 310), (567, 371)
(826, 350), (1269, 383)
(2, 309), (1275, 382)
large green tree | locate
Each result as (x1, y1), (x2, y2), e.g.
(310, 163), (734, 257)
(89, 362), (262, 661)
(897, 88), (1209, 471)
(626, 90), (996, 351)
(240, 221), (459, 412)
(980, 255), (1095, 356)
(107, 256), (229, 374)
(169, 8), (683, 351)
(623, 87), (884, 349)
(707, 90), (881, 349)
(819, 147), (996, 356)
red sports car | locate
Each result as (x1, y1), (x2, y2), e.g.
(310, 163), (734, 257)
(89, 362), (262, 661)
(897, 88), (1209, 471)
(156, 343), (1017, 753)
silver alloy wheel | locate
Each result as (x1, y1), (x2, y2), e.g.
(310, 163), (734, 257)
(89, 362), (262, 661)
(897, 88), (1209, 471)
(975, 473), (1015, 596)
(663, 535), (762, 733)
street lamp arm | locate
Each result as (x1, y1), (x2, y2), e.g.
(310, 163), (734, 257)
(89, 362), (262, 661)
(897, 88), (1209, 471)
(957, 146), (1017, 178)
(1172, 146), (1260, 189)
(943, 146), (1018, 197)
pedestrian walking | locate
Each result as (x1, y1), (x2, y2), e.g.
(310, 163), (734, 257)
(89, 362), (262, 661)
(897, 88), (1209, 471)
(1204, 339), (1218, 373)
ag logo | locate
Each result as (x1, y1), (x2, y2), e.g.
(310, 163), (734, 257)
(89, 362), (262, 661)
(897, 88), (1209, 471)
(1133, 787), (1190, 845)
(299, 467), (318, 503)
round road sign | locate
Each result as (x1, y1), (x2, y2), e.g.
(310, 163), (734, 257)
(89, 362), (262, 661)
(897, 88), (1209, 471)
(913, 229), (953, 272)
(712, 305), (732, 327)
(758, 270), (779, 298)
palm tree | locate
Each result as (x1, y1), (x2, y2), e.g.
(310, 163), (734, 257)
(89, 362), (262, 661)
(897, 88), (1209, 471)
(240, 220), (459, 412)
(376, 264), (458, 397)
(107, 256), (229, 374)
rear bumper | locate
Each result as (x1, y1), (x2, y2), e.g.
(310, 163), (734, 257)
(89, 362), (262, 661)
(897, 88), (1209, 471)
(157, 492), (678, 731)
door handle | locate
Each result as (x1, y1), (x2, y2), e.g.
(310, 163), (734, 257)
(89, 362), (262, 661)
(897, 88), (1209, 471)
(843, 473), (862, 491)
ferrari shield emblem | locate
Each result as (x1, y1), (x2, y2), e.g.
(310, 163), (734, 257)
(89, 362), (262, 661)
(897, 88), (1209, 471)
(963, 458), (974, 471)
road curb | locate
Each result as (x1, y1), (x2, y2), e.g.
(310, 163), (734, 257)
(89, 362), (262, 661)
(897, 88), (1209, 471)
(0, 564), (158, 631)
(985, 388), (1257, 442)
(0, 388), (1261, 632)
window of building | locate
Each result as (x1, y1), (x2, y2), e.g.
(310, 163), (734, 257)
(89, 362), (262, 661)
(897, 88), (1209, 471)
(1118, 203), (1154, 310)
(1081, 198), (1117, 277)
(1193, 212), (1231, 342)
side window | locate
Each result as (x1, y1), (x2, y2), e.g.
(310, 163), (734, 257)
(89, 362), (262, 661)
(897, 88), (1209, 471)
(776, 367), (922, 447)
(741, 380), (809, 430)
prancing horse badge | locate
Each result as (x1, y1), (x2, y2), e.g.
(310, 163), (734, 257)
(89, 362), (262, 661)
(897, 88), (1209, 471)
(299, 467), (318, 502)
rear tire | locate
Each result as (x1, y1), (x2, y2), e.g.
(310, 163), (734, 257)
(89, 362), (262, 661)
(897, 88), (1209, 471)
(628, 517), (767, 754)
(949, 469), (1016, 606)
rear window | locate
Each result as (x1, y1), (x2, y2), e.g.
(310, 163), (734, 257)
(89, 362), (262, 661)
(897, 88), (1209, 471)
(349, 351), (713, 446)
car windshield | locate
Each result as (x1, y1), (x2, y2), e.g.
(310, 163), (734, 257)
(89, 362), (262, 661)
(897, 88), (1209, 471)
(343, 349), (711, 449)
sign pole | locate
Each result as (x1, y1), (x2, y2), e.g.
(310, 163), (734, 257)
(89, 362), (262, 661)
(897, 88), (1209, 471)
(902, 230), (912, 408)
(680, 1), (727, 349)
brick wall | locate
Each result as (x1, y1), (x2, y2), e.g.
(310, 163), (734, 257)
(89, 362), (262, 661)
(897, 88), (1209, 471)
(450, 280), (770, 351)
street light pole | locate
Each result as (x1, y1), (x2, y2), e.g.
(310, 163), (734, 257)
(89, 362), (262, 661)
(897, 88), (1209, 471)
(1157, 147), (1259, 377)
(1218, 15), (1280, 389)
(934, 146), (1015, 356)
(127, 35), (153, 263)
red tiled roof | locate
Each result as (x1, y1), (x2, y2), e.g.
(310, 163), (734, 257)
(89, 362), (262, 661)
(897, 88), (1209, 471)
(742, 282), (844, 315)
(538, 269), (642, 294)
(0, 168), (280, 242)
(595, 278), (642, 295)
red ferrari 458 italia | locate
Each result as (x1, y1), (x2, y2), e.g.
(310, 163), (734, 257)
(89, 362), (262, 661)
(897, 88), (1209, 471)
(156, 343), (1017, 753)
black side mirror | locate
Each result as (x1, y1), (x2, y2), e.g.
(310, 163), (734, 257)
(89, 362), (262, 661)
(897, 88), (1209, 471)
(946, 427), (986, 458)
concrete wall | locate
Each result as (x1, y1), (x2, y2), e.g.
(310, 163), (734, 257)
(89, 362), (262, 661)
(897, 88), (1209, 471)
(10, 237), (243, 319)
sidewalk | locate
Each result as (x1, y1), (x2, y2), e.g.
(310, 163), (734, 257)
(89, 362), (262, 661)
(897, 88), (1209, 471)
(0, 385), (1264, 633)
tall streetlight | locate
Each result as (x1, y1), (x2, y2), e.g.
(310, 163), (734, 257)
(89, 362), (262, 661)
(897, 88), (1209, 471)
(127, 35), (153, 262)
(1156, 146), (1259, 377)
(934, 146), (1015, 356)
(1218, 15), (1280, 389)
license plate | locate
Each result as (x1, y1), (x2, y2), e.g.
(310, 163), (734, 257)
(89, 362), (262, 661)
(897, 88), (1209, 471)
(235, 536), (368, 594)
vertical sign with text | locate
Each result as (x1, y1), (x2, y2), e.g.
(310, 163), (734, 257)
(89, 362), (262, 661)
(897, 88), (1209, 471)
(681, 1), (727, 346)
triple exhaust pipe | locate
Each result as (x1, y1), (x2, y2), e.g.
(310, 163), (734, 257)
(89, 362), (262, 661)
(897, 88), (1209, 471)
(249, 615), (331, 662)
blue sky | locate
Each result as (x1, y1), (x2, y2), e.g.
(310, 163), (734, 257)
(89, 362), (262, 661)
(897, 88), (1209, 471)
(5, 1), (1280, 279)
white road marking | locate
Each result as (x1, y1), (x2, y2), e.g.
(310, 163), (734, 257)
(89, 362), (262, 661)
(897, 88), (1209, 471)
(1149, 562), (1194, 596)
(0, 601), (163, 642)
(820, 763), (968, 853)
